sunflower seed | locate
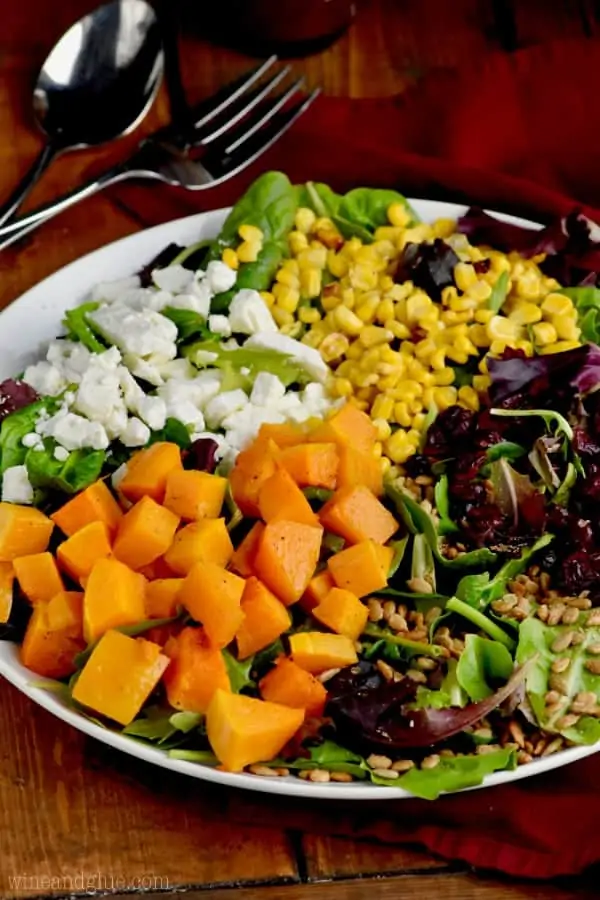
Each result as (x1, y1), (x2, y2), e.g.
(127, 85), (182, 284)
(585, 659), (600, 675)
(551, 631), (574, 653)
(372, 768), (400, 780)
(556, 714), (580, 730)
(367, 754), (392, 770)
(551, 657), (570, 674)
(391, 759), (415, 772)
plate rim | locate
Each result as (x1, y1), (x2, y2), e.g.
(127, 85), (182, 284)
(0, 197), (596, 800)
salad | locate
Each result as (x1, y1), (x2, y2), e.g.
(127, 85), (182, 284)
(3, 173), (600, 799)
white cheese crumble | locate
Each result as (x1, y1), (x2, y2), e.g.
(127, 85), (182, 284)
(2, 465), (34, 504)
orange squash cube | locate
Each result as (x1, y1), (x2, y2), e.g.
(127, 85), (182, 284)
(56, 520), (112, 583)
(50, 480), (122, 537)
(0, 503), (54, 561)
(83, 557), (146, 643)
(313, 587), (368, 641)
(20, 591), (85, 678)
(259, 657), (327, 717)
(254, 520), (323, 606)
(236, 576), (292, 659)
(163, 626), (231, 713)
(13, 552), (63, 605)
(299, 570), (335, 613)
(72, 630), (169, 725)
(119, 442), (183, 504)
(228, 436), (278, 517)
(163, 469), (227, 521)
(0, 562), (14, 623)
(258, 468), (319, 528)
(145, 578), (184, 619)
(206, 689), (304, 771)
(258, 422), (307, 448)
(337, 445), (383, 496)
(277, 442), (339, 490)
(289, 632), (358, 674)
(164, 518), (233, 575)
(180, 562), (245, 648)
(376, 544), (394, 576)
(327, 540), (389, 597)
(308, 403), (377, 453)
(229, 522), (264, 577)
(113, 496), (180, 571)
(320, 485), (398, 545)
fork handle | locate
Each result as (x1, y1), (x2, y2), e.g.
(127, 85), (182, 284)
(0, 141), (59, 229)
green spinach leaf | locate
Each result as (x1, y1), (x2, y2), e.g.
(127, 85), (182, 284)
(456, 634), (514, 702)
(487, 270), (509, 313)
(62, 302), (107, 353)
(222, 648), (255, 693)
(26, 444), (105, 494)
(0, 400), (47, 473)
(395, 748), (516, 800)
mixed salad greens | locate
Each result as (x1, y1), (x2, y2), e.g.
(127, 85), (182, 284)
(3, 171), (600, 798)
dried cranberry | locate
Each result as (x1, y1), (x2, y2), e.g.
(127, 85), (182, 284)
(183, 438), (219, 473)
(561, 552), (600, 593)
(573, 427), (600, 458)
(472, 258), (491, 274)
(424, 406), (476, 458)
(403, 454), (432, 478)
(0, 379), (38, 423)
(396, 239), (460, 303)
(449, 481), (487, 505)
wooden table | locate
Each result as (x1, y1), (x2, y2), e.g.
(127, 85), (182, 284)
(1, 1), (599, 897)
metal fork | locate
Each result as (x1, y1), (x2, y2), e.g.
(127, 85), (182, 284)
(0, 58), (319, 251)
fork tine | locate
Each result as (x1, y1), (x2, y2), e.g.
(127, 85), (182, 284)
(190, 55), (278, 131)
(198, 65), (292, 146)
(203, 88), (321, 184)
(224, 77), (306, 156)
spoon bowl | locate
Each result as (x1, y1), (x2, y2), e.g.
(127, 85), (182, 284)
(0, 0), (164, 227)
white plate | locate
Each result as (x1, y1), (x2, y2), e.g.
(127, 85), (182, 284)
(0, 198), (597, 800)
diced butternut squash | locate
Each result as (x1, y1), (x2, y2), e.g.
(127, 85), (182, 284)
(277, 442), (339, 490)
(228, 436), (278, 517)
(254, 520), (323, 606)
(289, 632), (358, 674)
(13, 552), (64, 605)
(113, 496), (180, 571)
(230, 522), (264, 577)
(138, 556), (177, 580)
(83, 558), (146, 643)
(56, 520), (112, 583)
(119, 442), (183, 504)
(235, 576), (292, 659)
(0, 503), (54, 561)
(327, 540), (389, 597)
(299, 570), (335, 613)
(145, 578), (184, 619)
(180, 562), (245, 648)
(50, 480), (122, 537)
(313, 587), (368, 641)
(0, 562), (14, 623)
(72, 630), (169, 725)
(206, 689), (304, 771)
(20, 591), (85, 678)
(258, 468), (319, 528)
(337, 445), (383, 496)
(259, 657), (327, 717)
(164, 518), (233, 575)
(308, 403), (377, 453)
(145, 622), (183, 647)
(163, 626), (231, 713)
(258, 422), (307, 448)
(320, 485), (398, 545)
(376, 544), (394, 575)
(163, 469), (227, 521)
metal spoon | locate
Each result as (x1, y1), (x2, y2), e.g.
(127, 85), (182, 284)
(0, 0), (164, 228)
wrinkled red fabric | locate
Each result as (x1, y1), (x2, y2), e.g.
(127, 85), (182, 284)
(128, 36), (600, 879)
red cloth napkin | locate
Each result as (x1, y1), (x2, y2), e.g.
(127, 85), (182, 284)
(121, 36), (600, 880)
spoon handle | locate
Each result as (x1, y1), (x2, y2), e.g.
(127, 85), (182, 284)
(0, 142), (58, 228)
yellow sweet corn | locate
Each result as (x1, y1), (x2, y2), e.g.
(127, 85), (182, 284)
(272, 307), (294, 327)
(433, 367), (455, 386)
(221, 247), (239, 269)
(486, 316), (520, 342)
(373, 417), (392, 441)
(289, 230), (309, 255)
(550, 316), (581, 341)
(294, 207), (316, 233)
(393, 402), (412, 428)
(238, 224), (263, 243)
(472, 374), (492, 393)
(237, 240), (261, 263)
(387, 203), (411, 227)
(532, 321), (558, 346)
(298, 307), (321, 325)
(540, 293), (573, 317)
(458, 385), (480, 412)
(327, 251), (349, 278)
(333, 306), (363, 336)
(276, 267), (300, 289)
(538, 340), (582, 355)
(273, 284), (300, 313)
(356, 293), (381, 323)
(320, 333), (350, 362)
(260, 291), (275, 309)
(374, 225), (404, 243)
(509, 302), (542, 325)
(375, 298), (395, 323)
(385, 429), (414, 464)
(300, 268), (322, 300)
(433, 386), (458, 410)
(454, 262), (477, 292)
(333, 377), (353, 398)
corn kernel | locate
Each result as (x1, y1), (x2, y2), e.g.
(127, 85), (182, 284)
(354, 372), (379, 388)
(550, 316), (581, 341)
(489, 340), (508, 356)
(356, 294), (381, 323)
(414, 338), (437, 362)
(398, 224), (434, 249)
(445, 347), (468, 365)
(412, 413), (426, 430)
(349, 264), (379, 292)
(478, 357), (489, 374)
(272, 307), (294, 327)
(433, 386), (458, 411)
(356, 245), (386, 269)
(374, 225), (404, 243)
(472, 374), (491, 393)
(455, 335), (479, 357)
(454, 262), (477, 292)
(359, 347), (383, 371)
(300, 268), (322, 300)
(474, 308), (495, 324)
(320, 332), (350, 362)
(333, 377), (353, 398)
(409, 398), (423, 415)
(272, 283), (300, 313)
(373, 417), (392, 441)
(406, 428), (421, 446)
(432, 218), (456, 239)
(385, 429), (412, 464)
(340, 237), (363, 259)
(458, 385), (480, 412)
(333, 305), (363, 336)
(468, 324), (491, 348)
(280, 322), (303, 339)
(405, 358), (427, 381)
(515, 339), (534, 357)
(380, 457), (392, 476)
(538, 340), (582, 355)
(360, 325), (394, 349)
(376, 298), (395, 323)
(295, 207), (316, 234)
(433, 367), (455, 386)
(396, 379), (423, 399)
(372, 441), (383, 459)
(387, 282), (413, 302)
(422, 372), (436, 388)
(289, 230), (309, 256)
(450, 294), (479, 313)
(393, 402), (412, 428)
(357, 386), (377, 402)
(327, 251), (349, 278)
(341, 288), (355, 309)
(542, 277), (561, 292)
(349, 398), (369, 411)
(385, 319), (410, 340)
(489, 253), (511, 274)
(238, 224), (263, 243)
(237, 240), (261, 263)
(532, 321), (558, 346)
(378, 274), (395, 293)
(222, 247), (239, 270)
(275, 267), (300, 289)
(345, 343), (363, 361)
(509, 302), (542, 325)
(514, 270), (541, 301)
(430, 347), (446, 371)
(387, 203), (411, 228)
(298, 247), (328, 270)
(486, 315), (520, 342)
(441, 286), (459, 308)
(298, 307), (320, 325)
(441, 309), (473, 326)
(406, 291), (433, 323)
(540, 293), (572, 317)
(422, 386), (435, 409)
(260, 290), (274, 309)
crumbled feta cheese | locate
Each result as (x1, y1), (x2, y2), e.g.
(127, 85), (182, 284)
(223, 406), (284, 450)
(1, 465), (33, 504)
(204, 389), (248, 429)
(208, 314), (232, 337)
(46, 341), (92, 383)
(22, 362), (66, 397)
(165, 400), (205, 432)
(111, 287), (168, 312)
(119, 368), (146, 411)
(192, 350), (219, 366)
(88, 306), (178, 360)
(244, 333), (328, 382)
(204, 261), (237, 294)
(54, 446), (69, 462)
(228, 289), (278, 335)
(123, 354), (165, 386)
(22, 432), (43, 450)
(74, 364), (125, 431)
(158, 358), (196, 381)
(250, 372), (286, 407)
(120, 417), (151, 447)
(40, 411), (110, 451)
(90, 275), (141, 302)
(137, 395), (167, 432)
(104, 407), (129, 440)
(157, 371), (222, 411)
(152, 265), (195, 295)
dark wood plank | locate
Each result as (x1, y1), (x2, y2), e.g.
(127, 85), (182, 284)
(302, 834), (450, 879)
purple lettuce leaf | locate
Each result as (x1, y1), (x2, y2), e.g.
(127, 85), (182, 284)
(0, 379), (39, 423)
(183, 437), (219, 473)
(396, 239), (460, 303)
